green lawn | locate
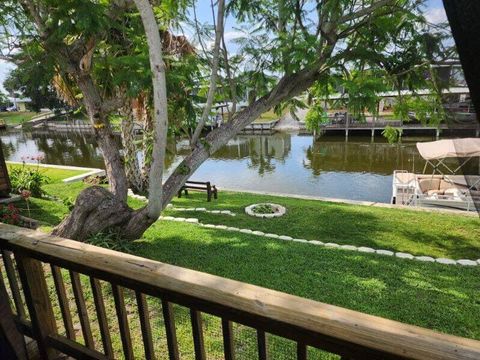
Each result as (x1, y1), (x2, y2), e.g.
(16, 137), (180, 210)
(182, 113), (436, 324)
(164, 192), (480, 260)
(0, 111), (37, 125)
(3, 167), (479, 358)
(253, 110), (280, 123)
(7, 163), (86, 183)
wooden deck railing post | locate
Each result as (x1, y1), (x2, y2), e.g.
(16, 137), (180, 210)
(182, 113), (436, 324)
(15, 253), (58, 359)
(0, 264), (28, 360)
(2, 224), (480, 360)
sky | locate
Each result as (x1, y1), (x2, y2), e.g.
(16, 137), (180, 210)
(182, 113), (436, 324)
(0, 0), (448, 94)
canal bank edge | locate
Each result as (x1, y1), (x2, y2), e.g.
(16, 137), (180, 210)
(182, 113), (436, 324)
(6, 161), (477, 217)
(220, 187), (480, 218)
(6, 161), (105, 183)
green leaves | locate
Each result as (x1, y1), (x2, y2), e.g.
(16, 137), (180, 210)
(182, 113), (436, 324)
(382, 126), (403, 144)
(305, 104), (329, 132)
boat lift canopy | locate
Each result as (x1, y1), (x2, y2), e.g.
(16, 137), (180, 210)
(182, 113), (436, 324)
(417, 138), (480, 190)
(417, 138), (480, 161)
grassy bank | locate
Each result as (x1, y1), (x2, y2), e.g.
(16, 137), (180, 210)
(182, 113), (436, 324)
(3, 165), (479, 358)
(0, 111), (37, 125)
(164, 192), (480, 260)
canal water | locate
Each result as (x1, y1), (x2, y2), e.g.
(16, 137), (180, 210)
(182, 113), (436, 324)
(0, 129), (464, 203)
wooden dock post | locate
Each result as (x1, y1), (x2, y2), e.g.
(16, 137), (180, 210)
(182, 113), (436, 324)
(345, 112), (349, 139)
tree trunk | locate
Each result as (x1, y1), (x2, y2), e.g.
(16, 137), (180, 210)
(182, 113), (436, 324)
(76, 73), (128, 201)
(190, 0), (225, 146)
(52, 187), (132, 240)
(121, 107), (148, 193)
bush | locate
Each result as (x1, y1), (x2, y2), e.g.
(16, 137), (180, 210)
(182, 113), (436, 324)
(0, 203), (20, 225)
(10, 161), (50, 197)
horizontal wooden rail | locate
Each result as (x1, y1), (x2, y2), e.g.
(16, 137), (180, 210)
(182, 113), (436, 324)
(1, 223), (480, 360)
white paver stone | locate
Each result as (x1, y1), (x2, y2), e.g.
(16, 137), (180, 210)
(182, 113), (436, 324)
(415, 256), (435, 262)
(376, 250), (394, 256)
(395, 252), (414, 259)
(358, 247), (375, 253)
(325, 243), (340, 248)
(341, 245), (357, 251)
(457, 259), (478, 266)
(435, 258), (457, 265)
(278, 235), (293, 241)
(264, 233), (280, 238)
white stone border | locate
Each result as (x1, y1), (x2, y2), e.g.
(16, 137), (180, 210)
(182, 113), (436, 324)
(6, 161), (105, 183)
(245, 203), (286, 218)
(128, 191), (237, 216)
(158, 216), (480, 267)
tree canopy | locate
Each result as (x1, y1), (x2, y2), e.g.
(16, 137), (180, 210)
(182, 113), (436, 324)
(0, 0), (439, 240)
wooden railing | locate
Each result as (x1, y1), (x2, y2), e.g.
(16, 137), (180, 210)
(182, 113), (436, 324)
(0, 223), (480, 360)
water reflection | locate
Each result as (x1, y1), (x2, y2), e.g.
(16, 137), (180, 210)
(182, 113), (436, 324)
(0, 130), (105, 168)
(304, 137), (425, 176)
(2, 129), (476, 203)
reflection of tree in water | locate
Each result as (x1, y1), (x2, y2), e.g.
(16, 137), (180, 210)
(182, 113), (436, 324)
(31, 131), (105, 168)
(0, 136), (16, 159)
(246, 137), (276, 176)
(304, 138), (425, 176)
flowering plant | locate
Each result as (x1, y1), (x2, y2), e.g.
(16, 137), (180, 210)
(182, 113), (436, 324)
(10, 154), (50, 197)
(0, 203), (20, 225)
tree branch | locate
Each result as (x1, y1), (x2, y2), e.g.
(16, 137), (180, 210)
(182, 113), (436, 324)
(161, 61), (329, 208)
(132, 0), (169, 219)
(339, 0), (396, 24)
(190, 0), (225, 147)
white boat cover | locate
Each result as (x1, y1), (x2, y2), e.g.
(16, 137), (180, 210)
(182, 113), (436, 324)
(416, 138), (480, 160)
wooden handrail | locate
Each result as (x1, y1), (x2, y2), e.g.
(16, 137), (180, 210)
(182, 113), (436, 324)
(1, 223), (480, 360)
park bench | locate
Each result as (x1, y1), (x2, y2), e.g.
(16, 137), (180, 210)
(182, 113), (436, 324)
(178, 180), (218, 201)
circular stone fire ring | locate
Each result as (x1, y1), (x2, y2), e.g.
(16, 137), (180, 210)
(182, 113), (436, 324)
(245, 203), (286, 218)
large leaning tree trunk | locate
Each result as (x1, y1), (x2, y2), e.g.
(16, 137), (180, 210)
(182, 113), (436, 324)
(46, 0), (404, 241)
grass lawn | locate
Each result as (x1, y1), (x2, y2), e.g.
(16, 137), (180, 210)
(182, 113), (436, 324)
(7, 163), (87, 183)
(164, 192), (480, 260)
(3, 167), (479, 358)
(253, 110), (280, 123)
(0, 111), (37, 125)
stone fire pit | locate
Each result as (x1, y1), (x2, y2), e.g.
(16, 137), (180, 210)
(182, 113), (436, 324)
(245, 203), (286, 218)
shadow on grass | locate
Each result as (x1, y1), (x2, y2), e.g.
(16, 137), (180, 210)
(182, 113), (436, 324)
(166, 192), (480, 259)
(15, 197), (66, 226)
(135, 222), (480, 341)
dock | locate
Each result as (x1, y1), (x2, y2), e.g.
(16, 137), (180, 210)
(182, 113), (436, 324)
(317, 118), (480, 139)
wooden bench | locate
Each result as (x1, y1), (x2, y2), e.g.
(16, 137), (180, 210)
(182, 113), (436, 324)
(178, 181), (218, 202)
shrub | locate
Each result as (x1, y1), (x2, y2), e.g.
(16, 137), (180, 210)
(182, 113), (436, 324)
(0, 203), (20, 225)
(10, 158), (50, 197)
